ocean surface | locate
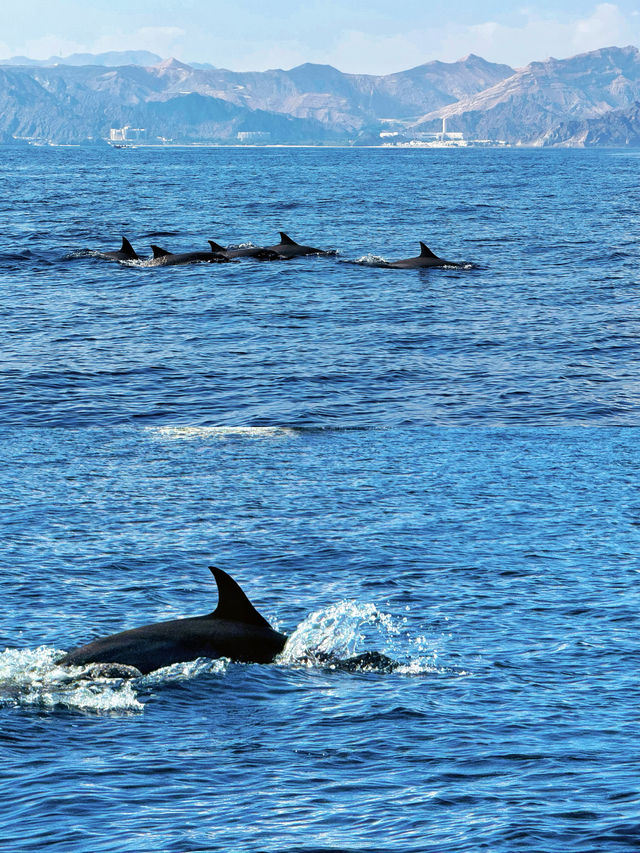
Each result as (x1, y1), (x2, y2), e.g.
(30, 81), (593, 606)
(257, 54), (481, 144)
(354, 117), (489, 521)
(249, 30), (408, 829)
(1, 145), (639, 852)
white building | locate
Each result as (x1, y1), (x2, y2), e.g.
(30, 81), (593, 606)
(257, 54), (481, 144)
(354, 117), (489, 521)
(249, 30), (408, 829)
(109, 126), (147, 142)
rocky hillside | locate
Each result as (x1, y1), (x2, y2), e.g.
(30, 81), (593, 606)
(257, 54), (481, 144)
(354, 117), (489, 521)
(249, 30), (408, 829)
(410, 45), (640, 145)
(540, 100), (640, 146)
(166, 54), (514, 126)
(0, 63), (343, 144)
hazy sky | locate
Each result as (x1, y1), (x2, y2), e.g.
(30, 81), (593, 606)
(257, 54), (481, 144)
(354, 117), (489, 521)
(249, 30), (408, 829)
(1, 1), (638, 74)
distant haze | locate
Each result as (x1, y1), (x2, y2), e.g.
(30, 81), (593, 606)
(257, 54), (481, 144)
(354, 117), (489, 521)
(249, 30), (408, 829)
(0, 51), (163, 68)
(0, 1), (639, 74)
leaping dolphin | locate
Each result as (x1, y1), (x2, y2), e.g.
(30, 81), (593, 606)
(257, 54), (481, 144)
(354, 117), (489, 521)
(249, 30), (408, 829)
(207, 240), (283, 261)
(58, 567), (287, 674)
(385, 242), (459, 269)
(264, 232), (331, 258)
(101, 237), (139, 261)
(148, 245), (233, 266)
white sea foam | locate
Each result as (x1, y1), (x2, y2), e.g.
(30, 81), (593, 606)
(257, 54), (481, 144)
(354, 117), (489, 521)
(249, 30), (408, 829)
(0, 647), (144, 714)
(65, 249), (98, 259)
(0, 647), (231, 715)
(140, 656), (228, 684)
(147, 425), (297, 440)
(351, 254), (388, 266)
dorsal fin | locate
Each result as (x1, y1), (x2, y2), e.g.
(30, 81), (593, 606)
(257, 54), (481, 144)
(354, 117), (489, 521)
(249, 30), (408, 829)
(207, 566), (272, 628)
(419, 242), (439, 259)
(279, 232), (298, 245)
(151, 245), (171, 258)
(120, 237), (139, 259)
(208, 240), (225, 252)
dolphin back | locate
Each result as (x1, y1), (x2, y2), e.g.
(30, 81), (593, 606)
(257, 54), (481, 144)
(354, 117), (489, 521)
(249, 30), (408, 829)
(58, 567), (287, 673)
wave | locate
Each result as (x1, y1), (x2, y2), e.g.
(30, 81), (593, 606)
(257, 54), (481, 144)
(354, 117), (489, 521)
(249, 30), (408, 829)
(145, 425), (298, 440)
(0, 250), (34, 261)
(62, 248), (115, 260)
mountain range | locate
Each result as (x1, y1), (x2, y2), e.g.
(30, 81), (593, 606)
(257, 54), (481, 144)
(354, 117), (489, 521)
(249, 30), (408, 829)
(0, 45), (638, 146)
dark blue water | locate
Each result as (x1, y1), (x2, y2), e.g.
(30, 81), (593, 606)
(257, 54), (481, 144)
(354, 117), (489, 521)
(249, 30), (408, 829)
(1, 146), (640, 852)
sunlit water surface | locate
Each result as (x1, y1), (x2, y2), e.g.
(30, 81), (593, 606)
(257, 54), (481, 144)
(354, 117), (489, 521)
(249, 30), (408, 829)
(1, 146), (639, 851)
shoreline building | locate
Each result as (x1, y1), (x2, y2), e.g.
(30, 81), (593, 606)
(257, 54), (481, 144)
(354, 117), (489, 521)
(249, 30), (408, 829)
(381, 117), (481, 148)
(109, 126), (147, 143)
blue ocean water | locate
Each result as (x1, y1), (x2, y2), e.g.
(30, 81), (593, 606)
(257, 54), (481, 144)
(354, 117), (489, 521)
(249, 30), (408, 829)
(1, 145), (640, 852)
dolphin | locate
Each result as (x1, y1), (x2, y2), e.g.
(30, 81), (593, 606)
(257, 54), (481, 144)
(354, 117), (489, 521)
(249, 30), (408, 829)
(148, 245), (233, 266)
(264, 232), (331, 258)
(58, 567), (287, 674)
(385, 242), (458, 269)
(207, 240), (283, 261)
(101, 236), (139, 262)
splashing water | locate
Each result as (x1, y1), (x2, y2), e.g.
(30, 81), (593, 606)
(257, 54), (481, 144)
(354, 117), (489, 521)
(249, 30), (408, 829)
(280, 601), (381, 661)
(279, 600), (438, 673)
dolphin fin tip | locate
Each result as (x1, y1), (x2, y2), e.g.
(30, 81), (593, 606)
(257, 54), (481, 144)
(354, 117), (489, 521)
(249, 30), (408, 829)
(419, 241), (439, 259)
(279, 232), (297, 245)
(120, 236), (138, 259)
(208, 567), (271, 628)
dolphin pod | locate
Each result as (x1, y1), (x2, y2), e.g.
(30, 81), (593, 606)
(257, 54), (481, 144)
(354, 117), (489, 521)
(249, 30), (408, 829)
(100, 232), (329, 265)
(98, 234), (467, 269)
(57, 566), (399, 675)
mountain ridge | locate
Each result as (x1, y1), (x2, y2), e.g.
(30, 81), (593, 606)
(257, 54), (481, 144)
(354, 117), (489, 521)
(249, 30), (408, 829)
(0, 45), (638, 146)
